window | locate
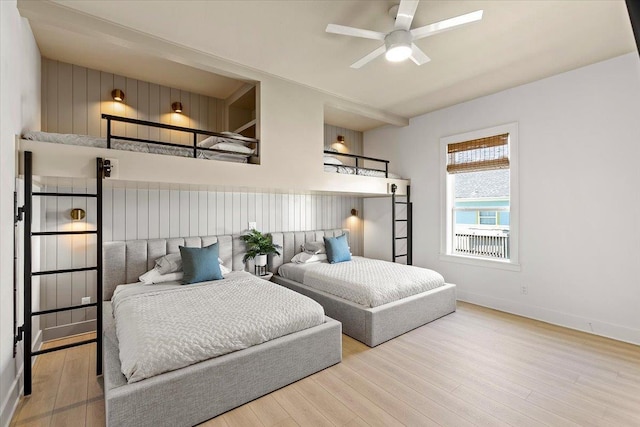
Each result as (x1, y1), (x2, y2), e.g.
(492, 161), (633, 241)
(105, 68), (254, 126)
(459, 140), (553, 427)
(440, 123), (519, 269)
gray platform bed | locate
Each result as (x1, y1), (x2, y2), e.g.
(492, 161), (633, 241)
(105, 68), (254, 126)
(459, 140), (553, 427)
(102, 235), (342, 427)
(270, 229), (457, 347)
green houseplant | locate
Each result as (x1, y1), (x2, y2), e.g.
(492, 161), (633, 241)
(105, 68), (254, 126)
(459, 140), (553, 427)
(240, 229), (281, 267)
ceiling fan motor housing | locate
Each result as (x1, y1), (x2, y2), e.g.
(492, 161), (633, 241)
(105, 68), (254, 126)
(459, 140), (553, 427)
(385, 29), (412, 51)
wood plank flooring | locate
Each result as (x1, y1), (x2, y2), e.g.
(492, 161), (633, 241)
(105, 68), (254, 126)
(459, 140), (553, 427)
(11, 302), (640, 426)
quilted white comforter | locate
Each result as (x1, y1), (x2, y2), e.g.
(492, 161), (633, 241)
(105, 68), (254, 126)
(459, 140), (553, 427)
(278, 256), (445, 308)
(111, 272), (325, 383)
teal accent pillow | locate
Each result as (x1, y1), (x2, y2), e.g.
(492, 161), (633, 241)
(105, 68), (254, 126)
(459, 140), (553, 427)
(179, 243), (223, 284)
(324, 234), (351, 264)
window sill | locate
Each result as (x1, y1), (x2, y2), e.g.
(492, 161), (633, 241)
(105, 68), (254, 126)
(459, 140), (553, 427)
(439, 254), (521, 271)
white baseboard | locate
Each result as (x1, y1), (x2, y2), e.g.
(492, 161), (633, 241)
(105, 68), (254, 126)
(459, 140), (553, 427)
(43, 319), (96, 341)
(457, 290), (640, 346)
(1, 330), (43, 427)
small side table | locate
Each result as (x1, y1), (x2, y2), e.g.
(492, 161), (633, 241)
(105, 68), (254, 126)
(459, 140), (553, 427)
(253, 272), (273, 281)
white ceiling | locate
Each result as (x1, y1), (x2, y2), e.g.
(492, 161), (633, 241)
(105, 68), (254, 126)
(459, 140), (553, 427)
(25, 1), (637, 130)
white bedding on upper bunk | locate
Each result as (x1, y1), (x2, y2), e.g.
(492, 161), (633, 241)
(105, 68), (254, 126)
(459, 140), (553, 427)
(323, 165), (401, 179)
(111, 271), (325, 383)
(277, 256), (445, 308)
(22, 131), (252, 163)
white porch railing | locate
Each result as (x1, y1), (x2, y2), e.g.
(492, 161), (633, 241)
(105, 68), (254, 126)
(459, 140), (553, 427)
(453, 207), (510, 259)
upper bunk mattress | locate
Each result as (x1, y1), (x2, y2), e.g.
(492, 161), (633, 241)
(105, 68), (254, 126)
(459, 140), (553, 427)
(277, 256), (445, 308)
(111, 271), (325, 383)
(324, 165), (401, 179)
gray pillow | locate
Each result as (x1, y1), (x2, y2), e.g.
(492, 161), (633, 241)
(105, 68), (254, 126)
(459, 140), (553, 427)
(302, 240), (326, 254)
(155, 253), (182, 274)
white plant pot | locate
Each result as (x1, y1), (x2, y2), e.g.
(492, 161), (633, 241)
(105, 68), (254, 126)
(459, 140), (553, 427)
(254, 254), (268, 267)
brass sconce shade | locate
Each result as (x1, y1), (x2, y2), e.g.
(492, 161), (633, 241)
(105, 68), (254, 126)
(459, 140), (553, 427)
(337, 135), (345, 144)
(172, 102), (183, 113)
(111, 89), (125, 102)
(350, 208), (358, 216)
(70, 208), (86, 221)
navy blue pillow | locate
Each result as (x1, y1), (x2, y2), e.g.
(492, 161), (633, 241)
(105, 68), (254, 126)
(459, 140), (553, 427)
(324, 234), (352, 264)
(179, 243), (223, 284)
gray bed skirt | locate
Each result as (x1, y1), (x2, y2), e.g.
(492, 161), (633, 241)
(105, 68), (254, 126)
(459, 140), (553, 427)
(103, 303), (342, 427)
(272, 276), (457, 347)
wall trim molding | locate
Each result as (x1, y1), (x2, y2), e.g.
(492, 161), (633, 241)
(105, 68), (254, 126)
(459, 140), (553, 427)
(43, 320), (97, 342)
(457, 290), (640, 346)
(1, 330), (42, 427)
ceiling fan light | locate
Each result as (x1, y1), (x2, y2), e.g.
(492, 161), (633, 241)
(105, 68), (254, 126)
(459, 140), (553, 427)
(385, 45), (412, 62)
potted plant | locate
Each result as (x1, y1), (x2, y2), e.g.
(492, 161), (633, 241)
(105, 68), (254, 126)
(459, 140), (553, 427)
(240, 229), (281, 271)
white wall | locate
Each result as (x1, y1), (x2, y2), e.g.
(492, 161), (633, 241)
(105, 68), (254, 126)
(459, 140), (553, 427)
(364, 53), (640, 345)
(0, 1), (41, 425)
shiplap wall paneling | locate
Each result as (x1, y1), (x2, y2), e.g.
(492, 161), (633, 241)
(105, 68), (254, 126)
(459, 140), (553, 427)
(324, 124), (363, 156)
(101, 188), (363, 255)
(41, 59), (225, 144)
(41, 180), (98, 337)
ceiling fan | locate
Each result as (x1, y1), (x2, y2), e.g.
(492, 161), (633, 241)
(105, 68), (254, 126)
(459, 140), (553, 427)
(326, 0), (483, 68)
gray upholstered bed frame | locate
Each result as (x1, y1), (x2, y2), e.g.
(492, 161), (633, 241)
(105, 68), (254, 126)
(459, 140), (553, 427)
(270, 229), (457, 347)
(102, 235), (342, 427)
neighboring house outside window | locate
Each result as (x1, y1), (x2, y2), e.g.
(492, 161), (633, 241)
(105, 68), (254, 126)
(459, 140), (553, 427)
(440, 123), (519, 270)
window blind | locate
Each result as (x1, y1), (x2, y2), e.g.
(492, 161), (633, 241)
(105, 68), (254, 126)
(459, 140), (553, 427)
(447, 133), (509, 174)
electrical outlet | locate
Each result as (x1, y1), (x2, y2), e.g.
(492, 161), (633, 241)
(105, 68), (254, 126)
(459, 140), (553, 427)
(81, 296), (91, 305)
(521, 286), (528, 295)
(248, 222), (257, 230)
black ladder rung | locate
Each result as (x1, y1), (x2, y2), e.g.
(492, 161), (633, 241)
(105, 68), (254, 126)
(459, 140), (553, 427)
(395, 201), (408, 204)
(32, 230), (98, 236)
(32, 302), (98, 316)
(395, 237), (407, 240)
(33, 266), (98, 276)
(395, 253), (408, 258)
(32, 338), (97, 356)
(33, 192), (97, 198)
(395, 219), (408, 222)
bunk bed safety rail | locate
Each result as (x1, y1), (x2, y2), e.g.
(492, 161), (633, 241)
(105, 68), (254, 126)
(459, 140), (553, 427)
(323, 150), (389, 178)
(102, 114), (259, 158)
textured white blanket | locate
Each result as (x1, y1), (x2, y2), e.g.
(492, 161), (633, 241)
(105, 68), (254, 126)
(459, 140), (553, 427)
(112, 272), (325, 383)
(282, 257), (444, 308)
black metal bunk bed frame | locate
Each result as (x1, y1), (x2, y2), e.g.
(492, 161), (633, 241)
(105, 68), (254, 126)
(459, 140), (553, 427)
(16, 152), (107, 396)
(391, 183), (412, 265)
(323, 150), (390, 177)
(102, 114), (260, 159)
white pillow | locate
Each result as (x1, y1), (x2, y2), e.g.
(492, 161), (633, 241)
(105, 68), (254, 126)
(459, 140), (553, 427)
(291, 252), (328, 264)
(211, 142), (255, 155)
(139, 268), (184, 284)
(198, 135), (219, 148)
(323, 156), (342, 165)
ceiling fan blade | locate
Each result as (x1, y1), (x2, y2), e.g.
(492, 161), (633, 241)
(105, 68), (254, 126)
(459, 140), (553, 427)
(326, 24), (386, 41)
(394, 0), (419, 30)
(350, 45), (386, 69)
(409, 44), (431, 65)
(411, 10), (483, 40)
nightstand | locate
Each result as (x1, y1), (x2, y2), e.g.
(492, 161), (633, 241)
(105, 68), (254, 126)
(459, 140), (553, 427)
(253, 272), (273, 281)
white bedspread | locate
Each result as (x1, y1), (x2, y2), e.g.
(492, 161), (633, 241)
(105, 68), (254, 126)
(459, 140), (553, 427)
(278, 257), (444, 308)
(112, 272), (325, 383)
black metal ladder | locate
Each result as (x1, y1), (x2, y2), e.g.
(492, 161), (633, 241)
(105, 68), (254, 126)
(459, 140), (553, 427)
(391, 184), (412, 265)
(18, 151), (106, 396)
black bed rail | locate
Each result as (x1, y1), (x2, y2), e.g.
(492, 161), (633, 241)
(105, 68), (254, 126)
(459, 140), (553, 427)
(102, 114), (259, 159)
(323, 150), (390, 178)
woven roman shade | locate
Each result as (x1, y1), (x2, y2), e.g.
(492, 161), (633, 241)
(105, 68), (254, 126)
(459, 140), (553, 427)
(447, 133), (510, 174)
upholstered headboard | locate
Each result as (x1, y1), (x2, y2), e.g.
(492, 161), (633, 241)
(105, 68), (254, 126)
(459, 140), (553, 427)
(102, 235), (245, 301)
(269, 229), (349, 273)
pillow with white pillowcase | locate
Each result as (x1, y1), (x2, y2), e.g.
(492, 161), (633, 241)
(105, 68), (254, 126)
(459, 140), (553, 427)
(290, 252), (328, 264)
(140, 263), (231, 284)
(301, 240), (326, 254)
(211, 142), (255, 155)
(155, 253), (231, 275)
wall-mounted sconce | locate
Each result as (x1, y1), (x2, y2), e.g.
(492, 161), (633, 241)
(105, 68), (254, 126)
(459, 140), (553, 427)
(111, 89), (125, 102)
(70, 208), (86, 221)
(337, 135), (345, 144)
(350, 208), (358, 217)
(172, 102), (183, 113)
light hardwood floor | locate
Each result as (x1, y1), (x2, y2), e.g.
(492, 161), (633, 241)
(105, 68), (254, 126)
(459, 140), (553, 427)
(11, 302), (640, 426)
